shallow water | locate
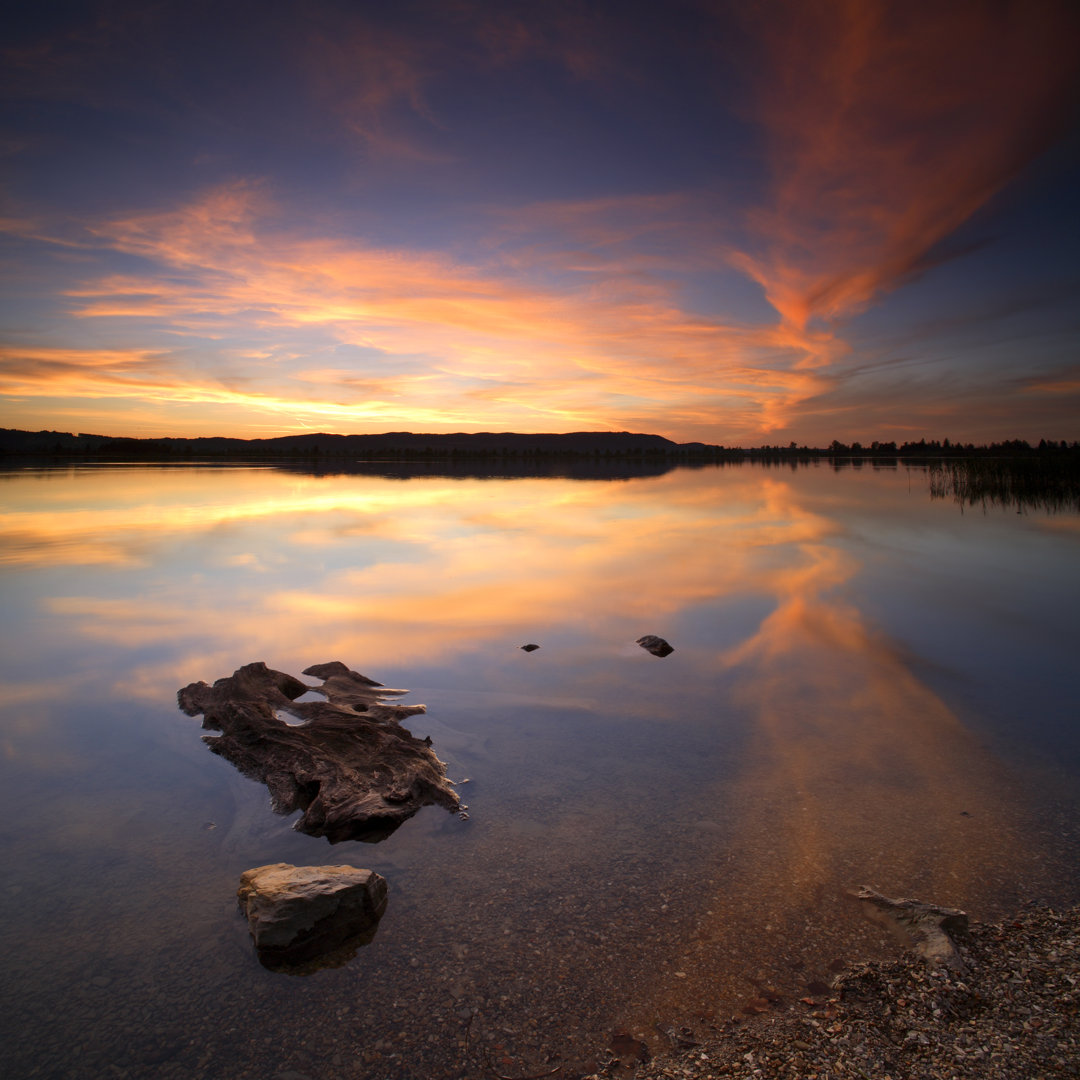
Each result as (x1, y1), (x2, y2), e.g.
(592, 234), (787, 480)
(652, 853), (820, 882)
(1, 460), (1078, 1078)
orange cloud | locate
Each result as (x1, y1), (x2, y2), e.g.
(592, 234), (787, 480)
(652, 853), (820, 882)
(8, 0), (1076, 447)
(4, 3), (1077, 445)
(85, 180), (271, 267)
(0, 182), (828, 439)
(1019, 371), (1080, 396)
(0, 345), (177, 396)
(732, 0), (1080, 337)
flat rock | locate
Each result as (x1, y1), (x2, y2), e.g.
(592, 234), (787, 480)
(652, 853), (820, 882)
(237, 862), (387, 970)
(178, 661), (460, 842)
(636, 634), (674, 657)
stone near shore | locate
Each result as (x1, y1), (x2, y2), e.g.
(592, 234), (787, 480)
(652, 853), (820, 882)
(237, 862), (388, 970)
(637, 635), (674, 657)
(178, 661), (460, 843)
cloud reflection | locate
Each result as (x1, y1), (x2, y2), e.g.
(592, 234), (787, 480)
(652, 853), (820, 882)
(2, 462), (1072, 1028)
(732, 485), (1041, 887)
(631, 479), (1054, 1018)
(21, 468), (772, 655)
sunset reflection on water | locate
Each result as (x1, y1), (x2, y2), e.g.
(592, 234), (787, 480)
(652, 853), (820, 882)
(1, 462), (1078, 1074)
(2, 465), (789, 693)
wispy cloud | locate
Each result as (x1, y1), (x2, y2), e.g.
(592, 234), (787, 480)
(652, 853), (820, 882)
(299, 3), (621, 161)
(1, 180), (829, 438)
(0, 345), (177, 396)
(302, 17), (449, 161)
(731, 0), (1080, 338)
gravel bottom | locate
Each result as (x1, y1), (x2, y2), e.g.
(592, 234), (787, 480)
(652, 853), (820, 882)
(584, 905), (1080, 1080)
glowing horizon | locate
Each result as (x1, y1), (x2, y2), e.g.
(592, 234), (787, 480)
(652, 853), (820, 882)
(2, 1), (1078, 445)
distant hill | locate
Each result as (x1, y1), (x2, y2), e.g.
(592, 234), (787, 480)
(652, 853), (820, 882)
(0, 427), (737, 460)
(3, 428), (1074, 462)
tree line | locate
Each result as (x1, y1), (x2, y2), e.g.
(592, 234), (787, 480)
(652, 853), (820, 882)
(1, 427), (1077, 462)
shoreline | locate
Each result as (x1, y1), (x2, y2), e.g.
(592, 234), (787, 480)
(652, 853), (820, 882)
(583, 903), (1079, 1079)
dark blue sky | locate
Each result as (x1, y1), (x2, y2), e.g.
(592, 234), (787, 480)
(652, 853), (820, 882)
(2, 0), (1078, 442)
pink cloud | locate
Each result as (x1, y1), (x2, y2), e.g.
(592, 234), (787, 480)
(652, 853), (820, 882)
(731, 0), (1080, 335)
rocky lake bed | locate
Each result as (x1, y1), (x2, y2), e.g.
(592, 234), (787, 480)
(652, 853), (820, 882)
(606, 903), (1079, 1080)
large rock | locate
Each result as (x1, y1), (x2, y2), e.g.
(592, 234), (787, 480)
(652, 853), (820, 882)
(178, 661), (460, 842)
(237, 863), (388, 970)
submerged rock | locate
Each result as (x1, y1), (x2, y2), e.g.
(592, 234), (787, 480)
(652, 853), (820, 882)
(178, 661), (460, 843)
(237, 862), (387, 970)
(636, 634), (674, 657)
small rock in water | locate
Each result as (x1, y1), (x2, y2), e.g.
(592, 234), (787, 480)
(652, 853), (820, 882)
(636, 635), (674, 657)
(520, 643), (541, 652)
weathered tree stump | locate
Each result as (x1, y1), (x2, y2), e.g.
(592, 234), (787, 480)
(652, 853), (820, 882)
(856, 885), (969, 970)
(178, 661), (460, 842)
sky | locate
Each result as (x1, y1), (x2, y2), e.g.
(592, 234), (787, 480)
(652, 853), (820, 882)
(2, 0), (1079, 446)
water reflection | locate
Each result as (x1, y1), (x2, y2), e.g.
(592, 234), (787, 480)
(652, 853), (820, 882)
(2, 467), (796, 703)
(0, 462), (1078, 1077)
(627, 474), (1071, 1026)
(927, 456), (1080, 513)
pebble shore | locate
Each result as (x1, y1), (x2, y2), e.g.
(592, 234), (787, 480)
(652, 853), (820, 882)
(585, 905), (1079, 1080)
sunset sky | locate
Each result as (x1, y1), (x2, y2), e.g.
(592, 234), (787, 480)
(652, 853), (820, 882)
(2, 0), (1078, 446)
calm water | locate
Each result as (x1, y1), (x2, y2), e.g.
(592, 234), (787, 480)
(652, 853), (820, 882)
(1, 460), (1078, 1079)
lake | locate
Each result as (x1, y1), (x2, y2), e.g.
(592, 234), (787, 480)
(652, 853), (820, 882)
(1, 459), (1078, 1079)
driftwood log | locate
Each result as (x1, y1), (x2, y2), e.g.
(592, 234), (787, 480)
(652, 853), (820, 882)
(855, 885), (969, 970)
(178, 661), (460, 842)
